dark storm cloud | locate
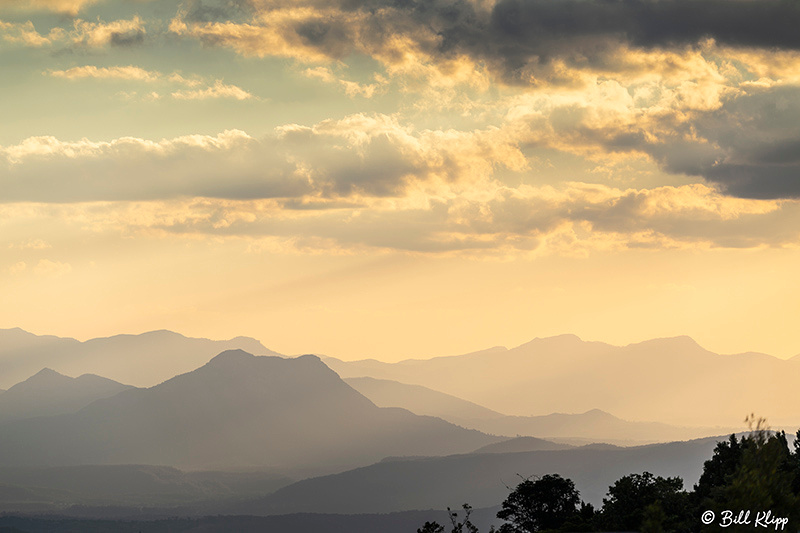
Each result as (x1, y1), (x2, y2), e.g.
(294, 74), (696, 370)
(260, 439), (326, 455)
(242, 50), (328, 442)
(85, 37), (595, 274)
(453, 0), (800, 82)
(652, 86), (800, 199)
(258, 0), (800, 83)
(484, 0), (800, 49)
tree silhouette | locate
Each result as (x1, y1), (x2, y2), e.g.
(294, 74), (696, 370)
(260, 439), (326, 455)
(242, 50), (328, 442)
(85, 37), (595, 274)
(496, 474), (581, 532)
(694, 433), (743, 504)
(417, 504), (479, 533)
(600, 471), (688, 532)
(417, 521), (445, 533)
(415, 417), (800, 533)
(700, 416), (800, 532)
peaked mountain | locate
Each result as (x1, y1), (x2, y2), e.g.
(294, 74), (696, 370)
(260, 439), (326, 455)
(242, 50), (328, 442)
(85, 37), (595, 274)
(0, 328), (275, 388)
(323, 335), (800, 427)
(0, 350), (500, 473)
(0, 368), (133, 423)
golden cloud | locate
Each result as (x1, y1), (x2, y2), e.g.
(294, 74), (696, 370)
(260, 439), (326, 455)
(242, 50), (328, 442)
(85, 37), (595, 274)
(0, 16), (145, 48)
(50, 65), (161, 82)
(171, 80), (253, 100)
(0, 0), (96, 15)
(4, 180), (792, 258)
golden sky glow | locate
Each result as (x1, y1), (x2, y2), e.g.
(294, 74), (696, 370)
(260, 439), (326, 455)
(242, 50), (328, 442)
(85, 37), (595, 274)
(2, 0), (800, 361)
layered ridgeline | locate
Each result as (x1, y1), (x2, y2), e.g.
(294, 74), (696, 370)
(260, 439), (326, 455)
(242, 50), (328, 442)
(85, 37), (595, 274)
(0, 369), (133, 424)
(325, 335), (800, 427)
(0, 351), (499, 473)
(0, 328), (274, 388)
(229, 436), (724, 515)
(344, 377), (739, 444)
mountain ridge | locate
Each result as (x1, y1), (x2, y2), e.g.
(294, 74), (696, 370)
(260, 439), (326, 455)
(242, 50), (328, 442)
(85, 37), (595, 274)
(228, 435), (727, 515)
(0, 368), (133, 424)
(0, 349), (500, 473)
(0, 328), (278, 388)
(323, 334), (800, 426)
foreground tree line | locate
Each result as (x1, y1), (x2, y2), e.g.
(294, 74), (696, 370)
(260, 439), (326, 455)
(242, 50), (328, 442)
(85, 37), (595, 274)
(418, 418), (800, 533)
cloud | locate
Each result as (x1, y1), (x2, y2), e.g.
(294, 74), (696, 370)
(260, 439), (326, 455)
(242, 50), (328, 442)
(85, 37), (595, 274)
(0, 0), (97, 16)
(597, 83), (800, 200)
(33, 259), (71, 276)
(70, 16), (146, 47)
(48, 65), (253, 100)
(171, 79), (253, 100)
(15, 182), (796, 256)
(168, 6), (358, 63)
(32, 53), (800, 201)
(0, 20), (65, 46)
(167, 0), (800, 86)
(0, 16), (146, 48)
(494, 67), (800, 200)
(669, 86), (800, 199)
(50, 65), (161, 82)
(0, 130), (308, 201)
(0, 115), (524, 202)
(303, 67), (387, 98)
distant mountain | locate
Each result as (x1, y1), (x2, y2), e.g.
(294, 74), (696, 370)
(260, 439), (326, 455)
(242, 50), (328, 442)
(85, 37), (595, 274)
(472, 436), (574, 454)
(231, 436), (725, 515)
(0, 350), (499, 473)
(463, 409), (742, 445)
(0, 369), (133, 423)
(0, 328), (276, 388)
(344, 377), (503, 421)
(323, 335), (800, 426)
(344, 377), (737, 444)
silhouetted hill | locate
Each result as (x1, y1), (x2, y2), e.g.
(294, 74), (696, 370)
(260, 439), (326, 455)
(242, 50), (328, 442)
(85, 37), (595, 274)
(465, 409), (740, 445)
(0, 351), (499, 472)
(231, 435), (725, 515)
(0, 328), (275, 388)
(344, 377), (736, 444)
(0, 369), (133, 423)
(344, 376), (503, 420)
(472, 436), (574, 454)
(0, 464), (292, 513)
(324, 335), (799, 426)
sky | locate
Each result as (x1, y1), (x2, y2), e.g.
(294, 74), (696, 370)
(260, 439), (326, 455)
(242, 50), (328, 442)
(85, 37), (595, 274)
(2, 0), (800, 361)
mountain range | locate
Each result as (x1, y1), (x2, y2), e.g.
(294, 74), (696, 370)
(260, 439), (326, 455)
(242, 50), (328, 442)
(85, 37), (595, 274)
(229, 435), (725, 515)
(325, 335), (800, 426)
(0, 328), (274, 388)
(1, 327), (796, 528)
(0, 368), (132, 424)
(345, 377), (741, 444)
(0, 350), (499, 474)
